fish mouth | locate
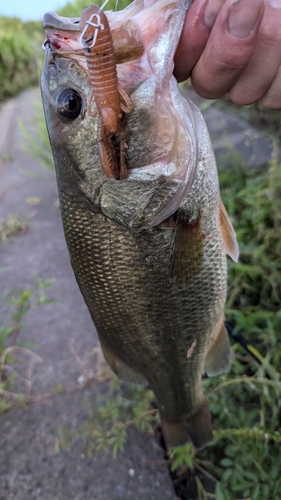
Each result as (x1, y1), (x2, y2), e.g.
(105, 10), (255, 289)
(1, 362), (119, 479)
(42, 13), (82, 54)
(42, 9), (146, 61)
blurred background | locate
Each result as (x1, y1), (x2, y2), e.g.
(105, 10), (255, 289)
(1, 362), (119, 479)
(0, 1), (280, 500)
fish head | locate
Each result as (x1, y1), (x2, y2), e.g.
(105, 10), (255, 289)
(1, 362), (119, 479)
(41, 0), (200, 228)
(41, 47), (99, 193)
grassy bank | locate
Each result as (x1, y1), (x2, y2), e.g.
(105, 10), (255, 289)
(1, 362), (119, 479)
(0, 17), (42, 101)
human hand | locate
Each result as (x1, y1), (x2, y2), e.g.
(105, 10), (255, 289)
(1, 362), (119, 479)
(174, 0), (281, 108)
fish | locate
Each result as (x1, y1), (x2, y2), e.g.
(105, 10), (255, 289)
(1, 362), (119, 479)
(41, 0), (239, 449)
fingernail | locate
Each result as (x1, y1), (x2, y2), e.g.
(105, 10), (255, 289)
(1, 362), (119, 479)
(228, 0), (262, 38)
(203, 0), (225, 29)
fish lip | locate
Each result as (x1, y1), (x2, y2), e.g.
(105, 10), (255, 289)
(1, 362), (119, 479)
(42, 12), (80, 32)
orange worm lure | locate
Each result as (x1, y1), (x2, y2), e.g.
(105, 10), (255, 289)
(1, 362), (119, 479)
(79, 5), (132, 180)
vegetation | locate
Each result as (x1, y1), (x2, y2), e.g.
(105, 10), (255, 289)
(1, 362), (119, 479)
(0, 277), (55, 413)
(0, 17), (41, 101)
(55, 377), (158, 457)
(19, 101), (55, 174)
(0, 214), (29, 243)
(57, 0), (130, 16)
(197, 148), (281, 499)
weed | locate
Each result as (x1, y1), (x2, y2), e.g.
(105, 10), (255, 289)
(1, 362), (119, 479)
(1, 153), (13, 162)
(0, 30), (39, 101)
(0, 214), (28, 242)
(0, 276), (55, 412)
(19, 100), (55, 174)
(55, 375), (158, 457)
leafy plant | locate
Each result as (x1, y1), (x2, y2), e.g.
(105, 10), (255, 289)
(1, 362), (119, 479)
(0, 31), (39, 101)
(0, 276), (55, 412)
(55, 375), (158, 457)
(0, 214), (28, 242)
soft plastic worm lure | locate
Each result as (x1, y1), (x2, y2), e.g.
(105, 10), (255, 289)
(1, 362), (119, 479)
(79, 5), (132, 180)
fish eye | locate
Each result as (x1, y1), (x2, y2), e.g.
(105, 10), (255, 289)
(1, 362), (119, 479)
(56, 88), (82, 119)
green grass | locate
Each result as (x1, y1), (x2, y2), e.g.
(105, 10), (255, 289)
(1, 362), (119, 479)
(0, 21), (40, 102)
(194, 150), (281, 499)
(163, 147), (281, 499)
(19, 101), (55, 174)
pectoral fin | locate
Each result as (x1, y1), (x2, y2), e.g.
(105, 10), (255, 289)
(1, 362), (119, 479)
(220, 198), (239, 262)
(171, 214), (203, 284)
(204, 318), (231, 376)
(100, 340), (146, 385)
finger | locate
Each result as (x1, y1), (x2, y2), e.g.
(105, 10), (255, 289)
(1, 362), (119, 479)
(191, 0), (264, 99)
(260, 66), (281, 108)
(174, 0), (225, 82)
(229, 0), (281, 105)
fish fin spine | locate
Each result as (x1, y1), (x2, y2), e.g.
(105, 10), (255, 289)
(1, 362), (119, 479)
(220, 198), (239, 262)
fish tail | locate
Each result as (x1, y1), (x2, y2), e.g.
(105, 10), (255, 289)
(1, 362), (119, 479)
(160, 417), (190, 449)
(161, 400), (213, 450)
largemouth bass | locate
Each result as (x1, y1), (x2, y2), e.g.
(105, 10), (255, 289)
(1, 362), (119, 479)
(41, 0), (239, 449)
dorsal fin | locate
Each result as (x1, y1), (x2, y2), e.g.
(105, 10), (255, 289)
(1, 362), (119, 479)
(220, 198), (239, 262)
